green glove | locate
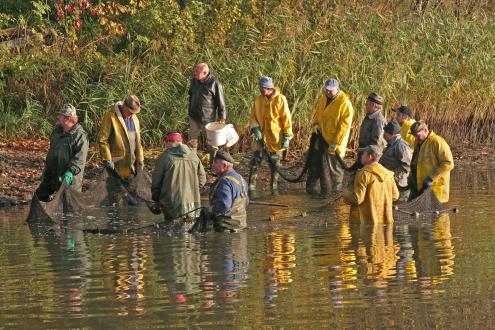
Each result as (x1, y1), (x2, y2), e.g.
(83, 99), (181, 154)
(103, 160), (115, 170)
(63, 171), (73, 185)
(281, 134), (290, 149)
(251, 127), (263, 141)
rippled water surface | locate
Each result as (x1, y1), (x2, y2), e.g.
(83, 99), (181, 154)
(1, 166), (495, 328)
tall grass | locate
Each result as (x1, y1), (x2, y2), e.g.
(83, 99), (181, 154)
(0, 2), (494, 150)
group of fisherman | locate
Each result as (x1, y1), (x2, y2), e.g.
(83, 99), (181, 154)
(35, 62), (454, 229)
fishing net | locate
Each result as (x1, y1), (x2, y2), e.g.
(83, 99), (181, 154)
(26, 170), (161, 232)
(393, 187), (445, 220)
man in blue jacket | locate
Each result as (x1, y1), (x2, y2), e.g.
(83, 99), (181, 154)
(209, 151), (249, 232)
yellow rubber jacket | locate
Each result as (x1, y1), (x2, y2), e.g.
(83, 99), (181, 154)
(98, 103), (144, 178)
(415, 132), (454, 203)
(312, 91), (354, 157)
(250, 89), (293, 152)
(401, 118), (416, 151)
(344, 163), (399, 224)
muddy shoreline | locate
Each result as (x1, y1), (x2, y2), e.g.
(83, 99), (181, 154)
(0, 138), (493, 208)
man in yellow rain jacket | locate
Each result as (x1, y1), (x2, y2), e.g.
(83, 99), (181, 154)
(409, 120), (454, 203)
(249, 76), (293, 193)
(392, 105), (416, 150)
(308, 78), (354, 197)
(98, 95), (145, 179)
(344, 145), (399, 224)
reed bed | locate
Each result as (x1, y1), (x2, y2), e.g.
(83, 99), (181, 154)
(0, 1), (494, 150)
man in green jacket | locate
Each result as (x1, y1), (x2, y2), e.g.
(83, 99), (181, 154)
(36, 104), (89, 201)
(151, 132), (207, 221)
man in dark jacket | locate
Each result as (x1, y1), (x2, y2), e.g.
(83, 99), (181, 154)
(187, 63), (226, 159)
(379, 121), (412, 201)
(36, 104), (89, 201)
(209, 151), (249, 232)
(151, 132), (206, 222)
(349, 92), (387, 172)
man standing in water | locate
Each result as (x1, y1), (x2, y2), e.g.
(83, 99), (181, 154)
(409, 120), (454, 203)
(151, 132), (206, 222)
(99, 95), (144, 179)
(249, 76), (293, 194)
(344, 145), (399, 224)
(392, 105), (416, 150)
(379, 121), (412, 201)
(208, 151), (249, 232)
(307, 78), (354, 197)
(187, 63), (226, 163)
(36, 104), (89, 201)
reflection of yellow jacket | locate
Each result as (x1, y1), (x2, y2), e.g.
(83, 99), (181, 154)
(354, 225), (399, 279)
(250, 90), (293, 152)
(401, 118), (416, 151)
(344, 163), (399, 224)
(312, 91), (354, 157)
(98, 103), (144, 178)
(415, 132), (453, 203)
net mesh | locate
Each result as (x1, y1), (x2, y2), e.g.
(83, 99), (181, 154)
(26, 170), (159, 232)
(26, 168), (445, 232)
(393, 187), (445, 220)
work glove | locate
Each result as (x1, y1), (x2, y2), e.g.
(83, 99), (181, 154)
(281, 134), (290, 149)
(422, 176), (433, 190)
(312, 124), (320, 134)
(63, 171), (73, 185)
(251, 127), (263, 142)
(103, 160), (115, 171)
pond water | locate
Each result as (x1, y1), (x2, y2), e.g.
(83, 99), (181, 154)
(1, 166), (495, 328)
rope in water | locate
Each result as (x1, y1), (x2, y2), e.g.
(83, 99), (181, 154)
(257, 133), (352, 184)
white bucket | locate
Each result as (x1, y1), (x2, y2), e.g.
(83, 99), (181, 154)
(225, 124), (239, 147)
(205, 122), (239, 147)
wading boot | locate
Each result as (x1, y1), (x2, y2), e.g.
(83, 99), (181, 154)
(248, 167), (258, 192)
(306, 178), (319, 196)
(248, 168), (258, 198)
(271, 171), (280, 196)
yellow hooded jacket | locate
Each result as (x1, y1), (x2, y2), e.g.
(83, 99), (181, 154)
(98, 102), (144, 178)
(415, 132), (454, 203)
(344, 163), (399, 224)
(250, 89), (293, 153)
(401, 118), (416, 151)
(312, 91), (354, 158)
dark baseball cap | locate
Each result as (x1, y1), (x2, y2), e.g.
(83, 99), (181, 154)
(392, 105), (413, 118)
(214, 151), (235, 164)
(384, 121), (401, 134)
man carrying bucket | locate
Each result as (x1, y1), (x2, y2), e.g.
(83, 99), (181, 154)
(187, 63), (226, 164)
(249, 76), (293, 194)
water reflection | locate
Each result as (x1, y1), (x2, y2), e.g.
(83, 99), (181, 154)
(152, 231), (249, 312)
(405, 214), (456, 296)
(264, 230), (297, 304)
(316, 215), (456, 303)
(4, 166), (487, 328)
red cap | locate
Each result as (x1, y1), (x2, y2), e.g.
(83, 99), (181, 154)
(164, 132), (182, 143)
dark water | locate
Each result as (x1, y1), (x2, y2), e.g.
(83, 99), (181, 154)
(1, 166), (495, 328)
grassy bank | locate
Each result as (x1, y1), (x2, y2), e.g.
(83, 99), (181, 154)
(1, 1), (494, 151)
